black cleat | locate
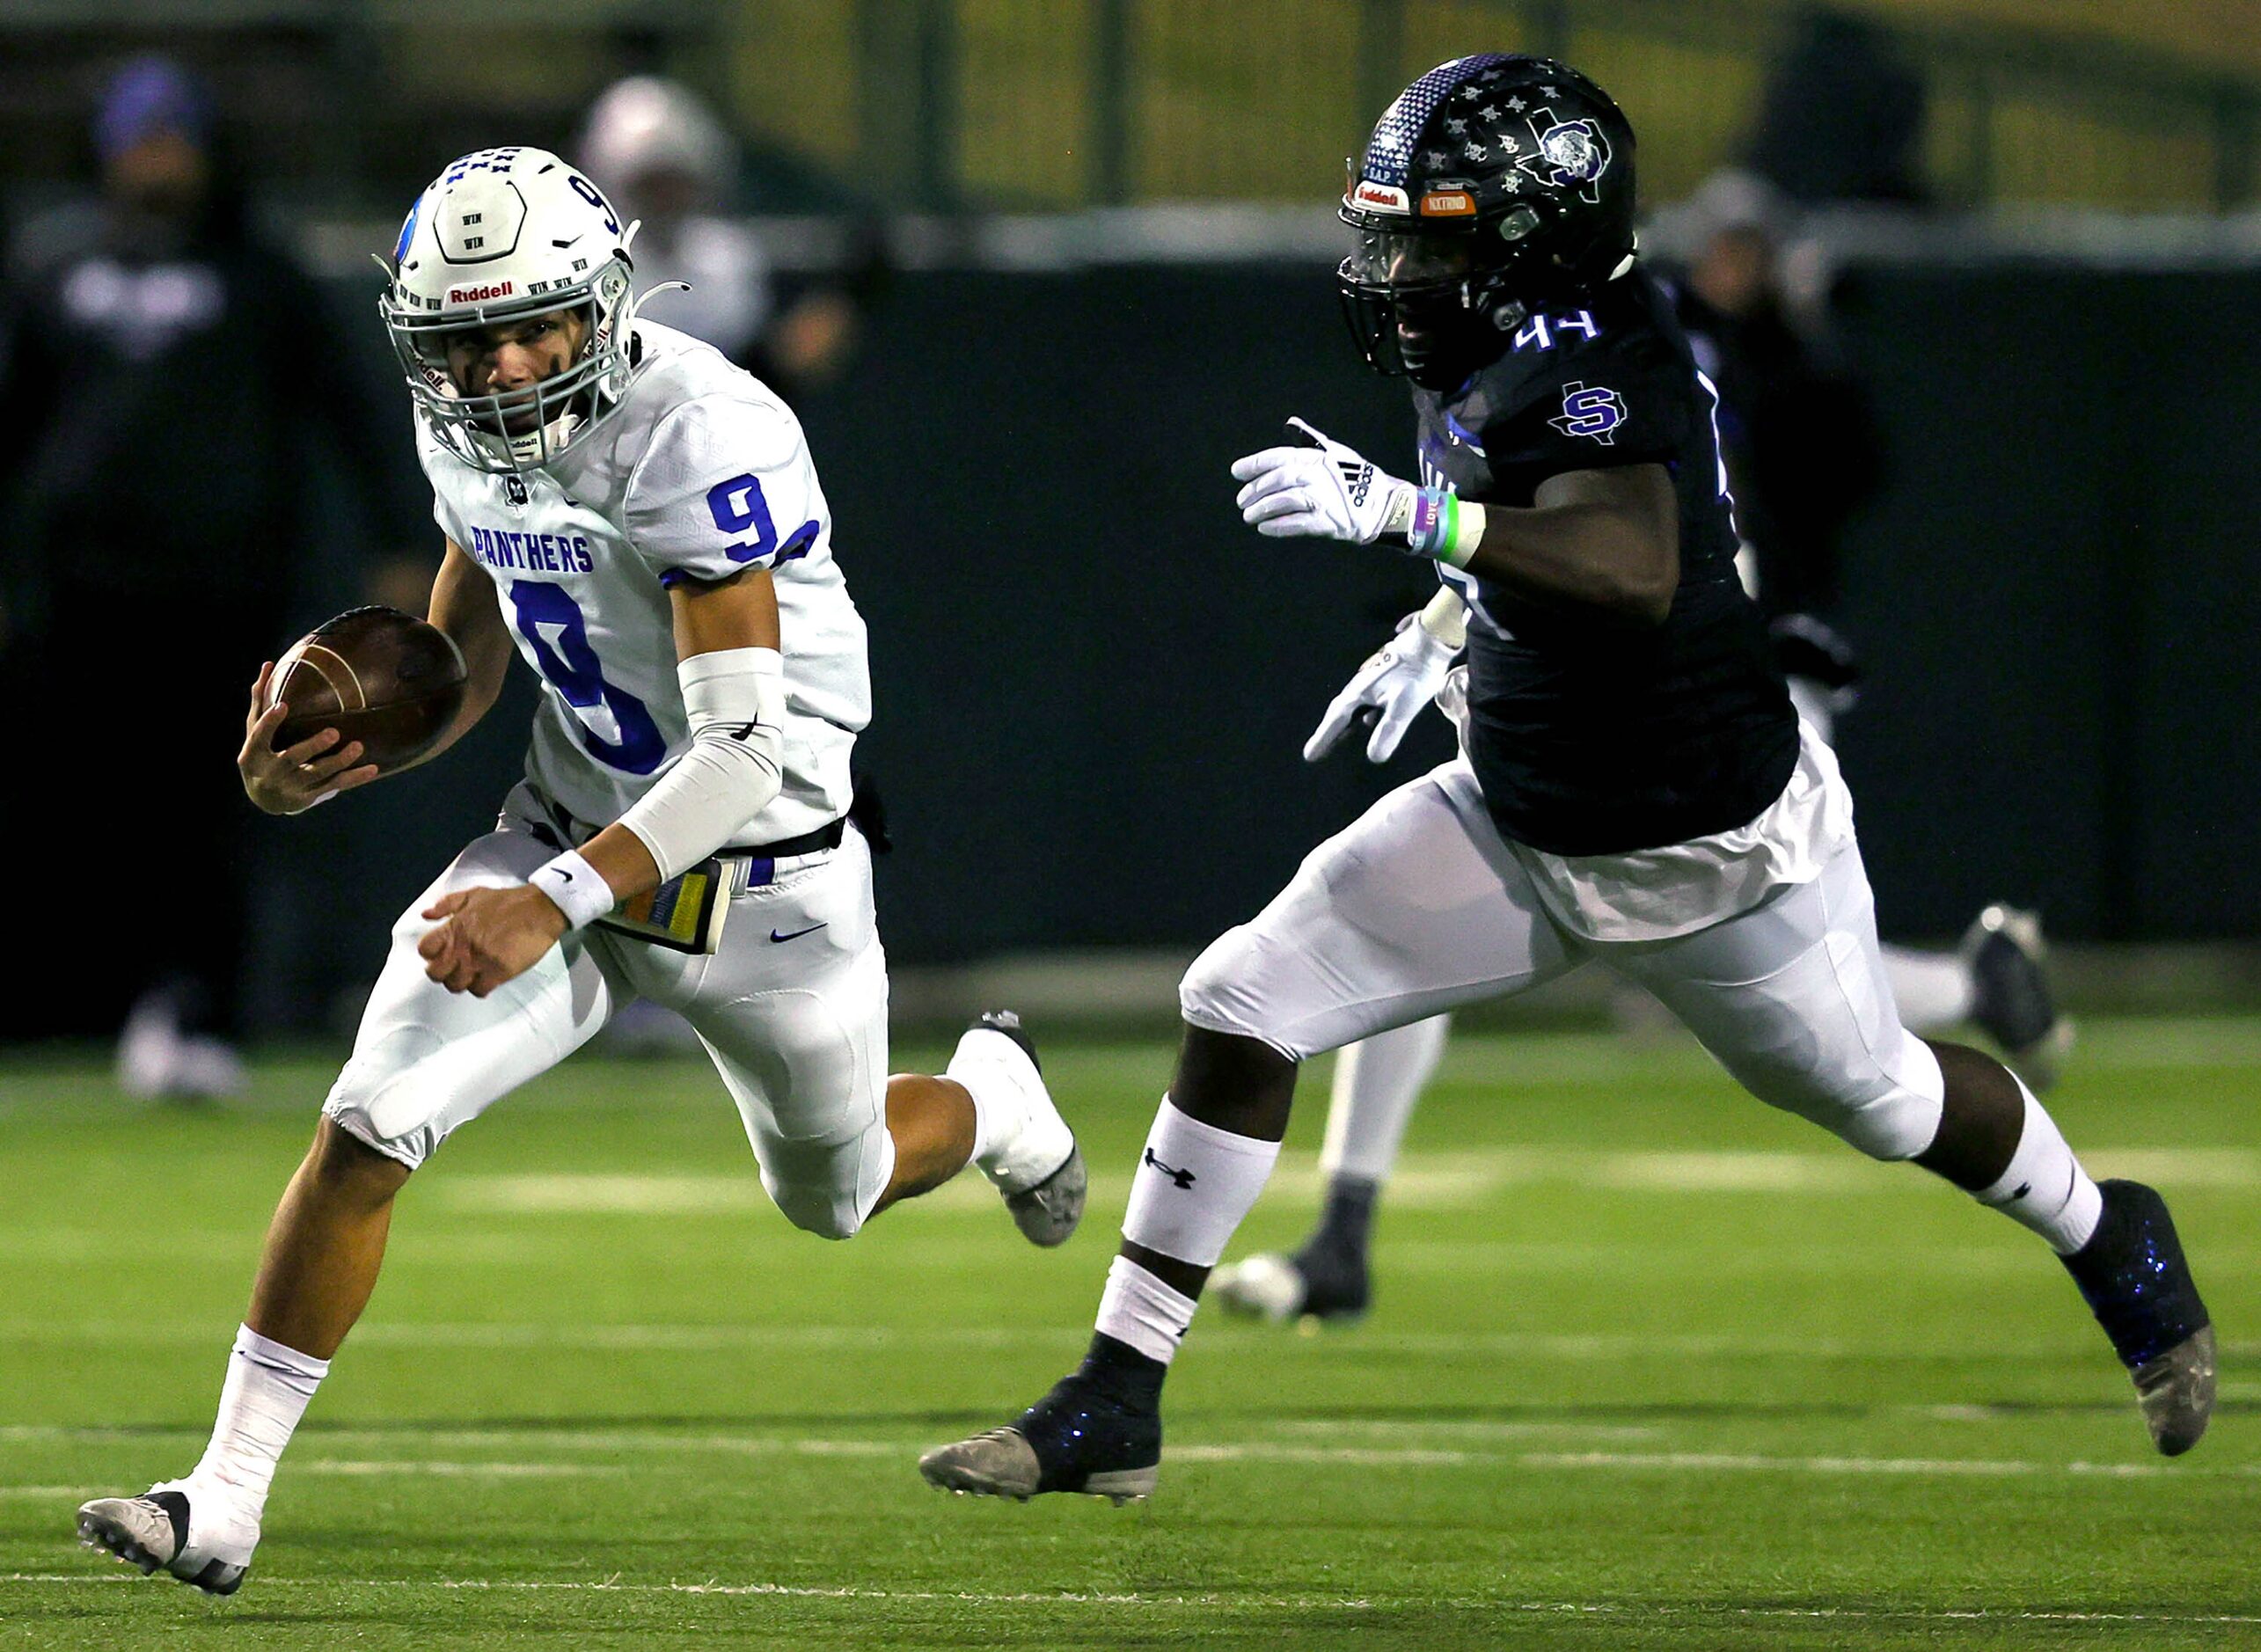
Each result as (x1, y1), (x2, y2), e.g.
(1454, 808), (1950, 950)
(77, 1488), (248, 1596)
(974, 1008), (1038, 1070)
(1961, 904), (2074, 1089)
(920, 1334), (1163, 1502)
(2062, 1180), (2215, 1456)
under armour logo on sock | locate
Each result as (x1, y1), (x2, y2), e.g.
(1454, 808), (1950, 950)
(1143, 1146), (1196, 1190)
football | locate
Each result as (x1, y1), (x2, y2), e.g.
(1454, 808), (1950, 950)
(267, 605), (468, 771)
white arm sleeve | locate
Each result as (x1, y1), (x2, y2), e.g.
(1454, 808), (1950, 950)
(615, 647), (787, 881)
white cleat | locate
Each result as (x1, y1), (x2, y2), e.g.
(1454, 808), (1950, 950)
(77, 1482), (255, 1596)
(1212, 1241), (1371, 1325)
(116, 990), (245, 1100)
(1210, 1253), (1309, 1323)
(949, 1011), (1085, 1246)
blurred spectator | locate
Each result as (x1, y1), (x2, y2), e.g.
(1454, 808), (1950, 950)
(1745, 7), (1930, 208)
(575, 75), (883, 405)
(0, 56), (419, 1093)
(578, 76), (771, 363)
(1649, 173), (2060, 1050)
(1664, 170), (1882, 620)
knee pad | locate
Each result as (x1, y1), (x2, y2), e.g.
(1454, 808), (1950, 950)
(322, 1026), (452, 1171)
(1737, 1023), (1944, 1162)
(761, 1167), (867, 1241)
(1178, 924), (1263, 1036)
(750, 1117), (889, 1243)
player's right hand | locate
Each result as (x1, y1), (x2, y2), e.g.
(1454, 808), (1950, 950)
(1233, 418), (1415, 545)
(238, 662), (382, 816)
(1305, 610), (1460, 764)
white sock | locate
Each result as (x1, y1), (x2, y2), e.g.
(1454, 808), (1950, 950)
(1321, 1014), (1450, 1184)
(961, 1079), (993, 1166)
(189, 1326), (329, 1522)
(1118, 1097), (1283, 1268)
(1884, 945), (1975, 1034)
(1094, 1254), (1201, 1365)
(1977, 1078), (2103, 1254)
(946, 1038), (999, 1166)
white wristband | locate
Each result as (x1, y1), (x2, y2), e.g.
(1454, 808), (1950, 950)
(528, 850), (615, 931)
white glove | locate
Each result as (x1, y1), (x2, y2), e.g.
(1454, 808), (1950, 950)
(1305, 609), (1461, 764)
(1232, 418), (1416, 544)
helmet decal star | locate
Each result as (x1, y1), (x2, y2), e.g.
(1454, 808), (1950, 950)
(1357, 54), (1546, 187)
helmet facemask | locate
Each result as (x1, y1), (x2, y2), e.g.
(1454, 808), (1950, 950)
(1335, 208), (1540, 390)
(384, 256), (638, 474)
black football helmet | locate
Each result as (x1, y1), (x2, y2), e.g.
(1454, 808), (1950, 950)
(1338, 55), (1639, 388)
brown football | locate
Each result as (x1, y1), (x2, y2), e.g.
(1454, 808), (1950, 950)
(267, 606), (468, 771)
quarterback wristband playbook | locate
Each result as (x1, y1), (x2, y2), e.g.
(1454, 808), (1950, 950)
(1405, 487), (1485, 569)
(529, 850), (616, 931)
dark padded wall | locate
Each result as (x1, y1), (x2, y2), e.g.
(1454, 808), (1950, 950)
(1825, 267), (2261, 941)
(801, 265), (1449, 961)
(161, 257), (2261, 1034)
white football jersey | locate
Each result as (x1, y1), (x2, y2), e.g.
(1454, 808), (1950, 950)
(417, 320), (870, 844)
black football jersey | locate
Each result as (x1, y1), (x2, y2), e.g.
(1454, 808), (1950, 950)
(1412, 268), (1798, 856)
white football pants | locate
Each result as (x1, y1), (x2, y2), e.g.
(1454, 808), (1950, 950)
(1182, 757), (1946, 1164)
(323, 785), (895, 1239)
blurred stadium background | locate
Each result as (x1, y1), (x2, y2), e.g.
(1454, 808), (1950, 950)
(2, 0), (2258, 1054)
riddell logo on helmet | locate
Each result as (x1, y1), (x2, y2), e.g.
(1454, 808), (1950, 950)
(448, 282), (515, 304)
(1350, 180), (1410, 214)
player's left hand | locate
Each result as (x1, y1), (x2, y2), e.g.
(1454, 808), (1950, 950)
(1232, 418), (1415, 544)
(418, 885), (572, 997)
(1306, 610), (1460, 764)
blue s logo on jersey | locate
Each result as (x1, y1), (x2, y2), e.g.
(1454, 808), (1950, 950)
(1548, 382), (1626, 445)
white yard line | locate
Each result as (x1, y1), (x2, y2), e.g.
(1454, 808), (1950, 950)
(292, 1459), (634, 1477)
(1267, 1419), (1662, 1440)
(419, 1144), (2261, 1218)
(7, 1442), (2251, 1488)
(6, 1318), (2243, 1363)
(0, 1323), (2141, 1359)
(2, 1570), (2257, 1627)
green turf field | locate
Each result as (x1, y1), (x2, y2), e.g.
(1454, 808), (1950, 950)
(2, 1019), (2256, 1648)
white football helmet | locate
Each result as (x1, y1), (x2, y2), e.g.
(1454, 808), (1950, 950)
(379, 147), (642, 472)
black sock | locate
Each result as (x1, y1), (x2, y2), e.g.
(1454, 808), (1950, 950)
(1078, 1332), (1167, 1408)
(1304, 1173), (1379, 1261)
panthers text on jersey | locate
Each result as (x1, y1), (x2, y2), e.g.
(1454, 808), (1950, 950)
(417, 320), (870, 845)
(1413, 268), (1797, 858)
